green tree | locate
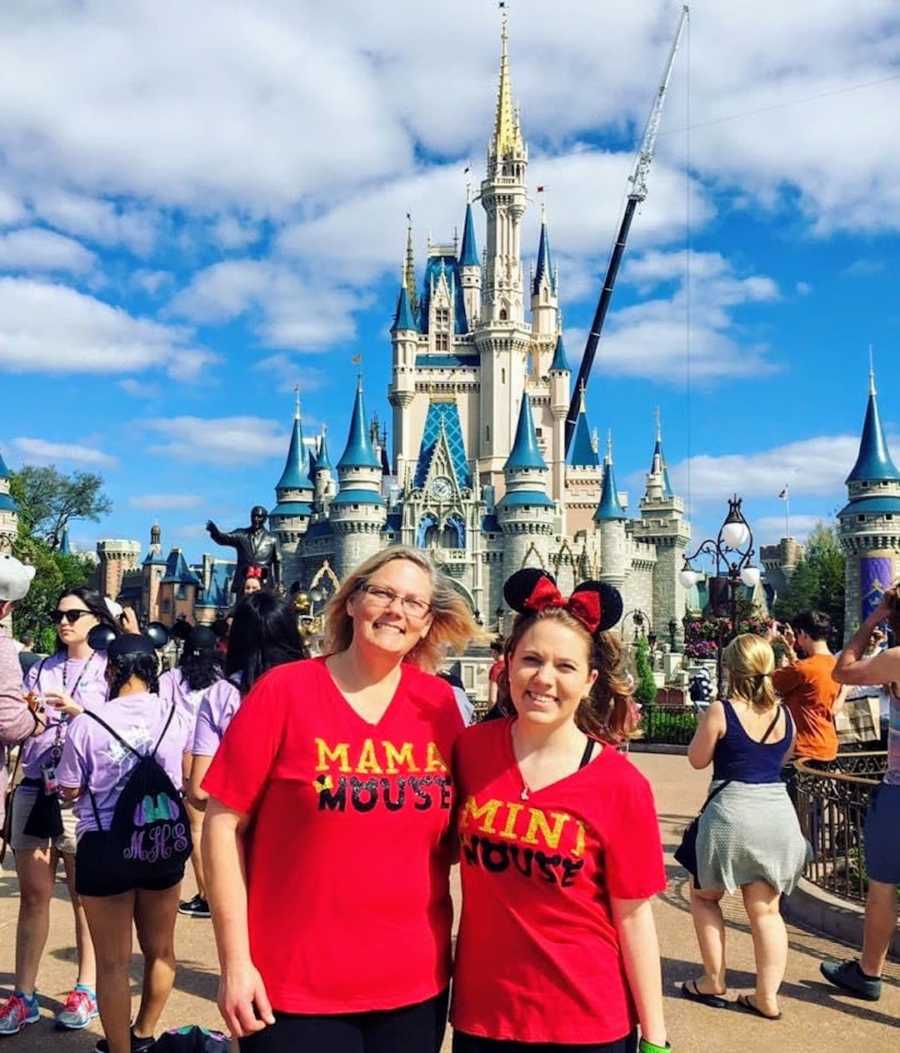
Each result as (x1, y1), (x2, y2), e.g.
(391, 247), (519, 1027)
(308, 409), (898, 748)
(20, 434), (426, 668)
(633, 636), (658, 707)
(772, 523), (845, 641)
(9, 466), (112, 547)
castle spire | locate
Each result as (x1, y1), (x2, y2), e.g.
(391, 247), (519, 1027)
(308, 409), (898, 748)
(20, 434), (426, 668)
(532, 207), (555, 296)
(404, 217), (418, 314)
(846, 361), (900, 483)
(338, 377), (381, 470)
(568, 382), (599, 468)
(276, 399), (310, 490)
(595, 434), (627, 521)
(549, 333), (569, 372)
(505, 391), (546, 471)
(459, 201), (480, 267)
(491, 7), (523, 160)
(391, 283), (417, 333)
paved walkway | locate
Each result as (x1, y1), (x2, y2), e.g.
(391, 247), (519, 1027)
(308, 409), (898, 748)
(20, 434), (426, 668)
(0, 753), (897, 1051)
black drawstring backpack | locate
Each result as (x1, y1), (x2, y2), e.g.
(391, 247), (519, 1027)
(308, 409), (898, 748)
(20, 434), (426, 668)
(85, 704), (192, 881)
(153, 1026), (228, 1052)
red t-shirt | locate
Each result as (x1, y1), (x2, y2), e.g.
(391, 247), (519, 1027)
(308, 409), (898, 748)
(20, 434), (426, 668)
(203, 656), (464, 1014)
(488, 659), (505, 684)
(450, 718), (666, 1045)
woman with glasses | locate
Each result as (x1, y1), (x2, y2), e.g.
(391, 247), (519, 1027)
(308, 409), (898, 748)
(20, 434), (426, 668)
(203, 546), (479, 1053)
(0, 588), (116, 1037)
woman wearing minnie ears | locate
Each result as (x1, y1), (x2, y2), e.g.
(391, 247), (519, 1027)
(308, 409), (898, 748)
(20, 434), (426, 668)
(451, 569), (669, 1053)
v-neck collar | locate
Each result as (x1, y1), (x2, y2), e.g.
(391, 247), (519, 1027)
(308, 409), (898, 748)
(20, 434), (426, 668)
(320, 656), (407, 730)
(505, 717), (607, 800)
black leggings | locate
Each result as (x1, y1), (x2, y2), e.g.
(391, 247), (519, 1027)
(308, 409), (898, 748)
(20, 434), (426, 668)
(452, 1030), (638, 1053)
(240, 989), (448, 1053)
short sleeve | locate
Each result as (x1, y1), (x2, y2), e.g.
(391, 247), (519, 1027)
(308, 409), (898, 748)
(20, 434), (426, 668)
(56, 717), (87, 789)
(604, 768), (666, 900)
(201, 667), (291, 815)
(192, 695), (219, 757)
(772, 664), (803, 697)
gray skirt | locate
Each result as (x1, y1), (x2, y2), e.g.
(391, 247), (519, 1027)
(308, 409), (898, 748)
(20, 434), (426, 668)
(696, 780), (812, 895)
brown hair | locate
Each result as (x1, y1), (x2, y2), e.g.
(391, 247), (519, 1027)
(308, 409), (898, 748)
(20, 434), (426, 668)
(497, 606), (636, 744)
(723, 633), (778, 710)
(884, 583), (900, 639)
(323, 545), (483, 673)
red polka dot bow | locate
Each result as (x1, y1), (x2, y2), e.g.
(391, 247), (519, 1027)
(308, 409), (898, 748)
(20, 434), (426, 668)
(522, 575), (602, 634)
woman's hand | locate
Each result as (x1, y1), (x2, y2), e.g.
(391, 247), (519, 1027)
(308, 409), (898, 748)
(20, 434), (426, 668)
(119, 607), (140, 634)
(218, 960), (275, 1038)
(43, 691), (83, 718)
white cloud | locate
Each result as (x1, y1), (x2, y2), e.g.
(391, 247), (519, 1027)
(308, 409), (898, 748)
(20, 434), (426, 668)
(567, 250), (780, 382)
(0, 227), (95, 274)
(0, 188), (26, 227)
(133, 270), (173, 295)
(12, 436), (117, 467)
(169, 260), (364, 351)
(30, 190), (157, 254)
(211, 215), (260, 250)
(795, 281), (812, 296)
(142, 416), (289, 465)
(666, 433), (896, 504)
(255, 354), (327, 395)
(119, 378), (161, 398)
(129, 493), (203, 510)
(0, 277), (213, 378)
(841, 258), (885, 277)
(755, 514), (826, 544)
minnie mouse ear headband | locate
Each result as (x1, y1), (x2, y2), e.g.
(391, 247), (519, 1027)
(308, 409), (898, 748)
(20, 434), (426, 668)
(245, 565), (264, 580)
(87, 622), (170, 655)
(503, 568), (624, 635)
(185, 625), (217, 655)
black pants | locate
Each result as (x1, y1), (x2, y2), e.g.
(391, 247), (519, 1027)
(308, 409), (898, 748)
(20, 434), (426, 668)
(240, 988), (448, 1053)
(453, 1031), (638, 1053)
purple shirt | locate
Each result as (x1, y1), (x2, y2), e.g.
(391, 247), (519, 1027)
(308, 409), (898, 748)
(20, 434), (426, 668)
(22, 651), (109, 779)
(192, 677), (242, 757)
(57, 690), (193, 838)
(159, 668), (208, 723)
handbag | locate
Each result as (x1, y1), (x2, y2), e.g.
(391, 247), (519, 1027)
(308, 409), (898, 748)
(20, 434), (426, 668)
(674, 705), (783, 886)
(0, 745), (23, 865)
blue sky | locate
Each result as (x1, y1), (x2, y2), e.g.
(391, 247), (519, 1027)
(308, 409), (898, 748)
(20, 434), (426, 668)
(0, 0), (897, 564)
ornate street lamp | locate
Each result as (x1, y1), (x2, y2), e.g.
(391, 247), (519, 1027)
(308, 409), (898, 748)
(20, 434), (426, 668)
(679, 495), (760, 692)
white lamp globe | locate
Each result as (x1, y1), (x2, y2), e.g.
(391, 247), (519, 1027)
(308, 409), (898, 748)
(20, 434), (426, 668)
(722, 520), (750, 549)
(680, 569), (699, 589)
(740, 566), (761, 588)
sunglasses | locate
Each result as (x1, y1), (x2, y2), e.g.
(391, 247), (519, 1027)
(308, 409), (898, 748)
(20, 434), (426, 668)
(50, 609), (94, 626)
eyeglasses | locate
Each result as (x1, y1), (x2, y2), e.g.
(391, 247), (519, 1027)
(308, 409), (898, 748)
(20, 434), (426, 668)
(358, 583), (432, 619)
(50, 609), (94, 625)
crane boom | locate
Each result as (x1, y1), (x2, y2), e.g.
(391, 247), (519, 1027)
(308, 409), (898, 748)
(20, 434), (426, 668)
(564, 4), (689, 456)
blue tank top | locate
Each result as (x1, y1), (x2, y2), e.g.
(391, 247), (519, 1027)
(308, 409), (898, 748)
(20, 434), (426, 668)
(712, 700), (794, 783)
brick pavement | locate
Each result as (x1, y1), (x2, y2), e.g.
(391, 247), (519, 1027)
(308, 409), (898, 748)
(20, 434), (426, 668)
(0, 752), (896, 1052)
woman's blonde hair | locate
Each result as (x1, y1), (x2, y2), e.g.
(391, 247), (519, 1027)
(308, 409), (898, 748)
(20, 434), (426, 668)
(722, 633), (778, 710)
(323, 545), (482, 672)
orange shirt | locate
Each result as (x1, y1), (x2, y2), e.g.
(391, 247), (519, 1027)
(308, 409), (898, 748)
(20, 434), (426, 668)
(772, 653), (840, 761)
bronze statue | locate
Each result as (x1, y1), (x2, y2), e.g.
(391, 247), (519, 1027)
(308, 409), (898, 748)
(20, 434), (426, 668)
(206, 505), (282, 594)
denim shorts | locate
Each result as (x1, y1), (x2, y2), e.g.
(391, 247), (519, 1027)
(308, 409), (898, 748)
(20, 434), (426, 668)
(864, 782), (900, 885)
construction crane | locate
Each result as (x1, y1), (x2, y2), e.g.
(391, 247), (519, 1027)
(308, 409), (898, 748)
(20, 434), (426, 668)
(564, 4), (690, 456)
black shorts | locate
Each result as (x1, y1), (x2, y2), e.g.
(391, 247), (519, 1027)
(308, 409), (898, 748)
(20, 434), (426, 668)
(453, 1031), (638, 1053)
(75, 831), (185, 898)
(240, 988), (448, 1053)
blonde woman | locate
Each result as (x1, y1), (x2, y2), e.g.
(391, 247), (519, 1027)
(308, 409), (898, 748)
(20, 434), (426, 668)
(202, 546), (479, 1053)
(683, 634), (810, 1022)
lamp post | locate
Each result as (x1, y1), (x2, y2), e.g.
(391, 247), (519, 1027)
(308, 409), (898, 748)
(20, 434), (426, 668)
(667, 618), (677, 651)
(679, 495), (761, 694)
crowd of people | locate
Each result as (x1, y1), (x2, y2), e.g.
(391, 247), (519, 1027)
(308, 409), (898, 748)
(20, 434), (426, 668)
(0, 544), (897, 1052)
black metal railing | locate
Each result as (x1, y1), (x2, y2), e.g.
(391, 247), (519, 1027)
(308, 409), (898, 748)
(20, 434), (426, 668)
(637, 704), (699, 746)
(794, 752), (887, 905)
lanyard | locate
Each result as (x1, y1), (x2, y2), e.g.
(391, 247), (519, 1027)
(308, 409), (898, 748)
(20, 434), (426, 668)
(42, 652), (95, 761)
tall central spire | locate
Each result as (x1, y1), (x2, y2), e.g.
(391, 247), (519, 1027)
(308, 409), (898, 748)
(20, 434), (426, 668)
(404, 218), (418, 315)
(491, 9), (523, 160)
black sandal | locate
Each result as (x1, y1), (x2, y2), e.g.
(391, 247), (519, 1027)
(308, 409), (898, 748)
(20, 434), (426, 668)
(680, 980), (729, 1009)
(735, 993), (781, 1020)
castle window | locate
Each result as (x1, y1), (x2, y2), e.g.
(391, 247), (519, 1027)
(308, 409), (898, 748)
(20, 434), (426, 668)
(501, 368), (506, 384)
(485, 424), (491, 442)
(435, 307), (450, 328)
(436, 333), (449, 351)
(500, 308), (508, 321)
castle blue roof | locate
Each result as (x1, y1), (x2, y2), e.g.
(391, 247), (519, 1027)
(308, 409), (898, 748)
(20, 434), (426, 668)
(505, 392), (547, 472)
(331, 489), (385, 507)
(532, 217), (556, 296)
(384, 512), (402, 533)
(481, 513), (501, 533)
(390, 284), (418, 334)
(195, 561), (235, 609)
(0, 451), (10, 479)
(337, 382), (381, 470)
(143, 548), (166, 566)
(314, 433), (333, 472)
(549, 334), (569, 372)
(305, 519), (333, 539)
(846, 379), (900, 483)
(277, 414), (311, 491)
(459, 203), (480, 267)
(0, 493), (17, 513)
(414, 401), (473, 490)
(418, 255), (468, 334)
(161, 549), (202, 586)
(270, 501), (313, 517)
(415, 353), (479, 369)
(568, 407), (599, 468)
(838, 495), (900, 518)
(594, 461), (627, 522)
(651, 437), (675, 498)
(497, 489), (554, 509)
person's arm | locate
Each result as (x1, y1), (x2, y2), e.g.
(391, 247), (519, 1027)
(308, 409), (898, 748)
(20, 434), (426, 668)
(0, 637), (38, 745)
(834, 602), (900, 685)
(612, 897), (666, 1049)
(687, 700), (726, 770)
(832, 683), (848, 717)
(190, 754), (214, 806)
(203, 799), (275, 1038)
(207, 521), (239, 548)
